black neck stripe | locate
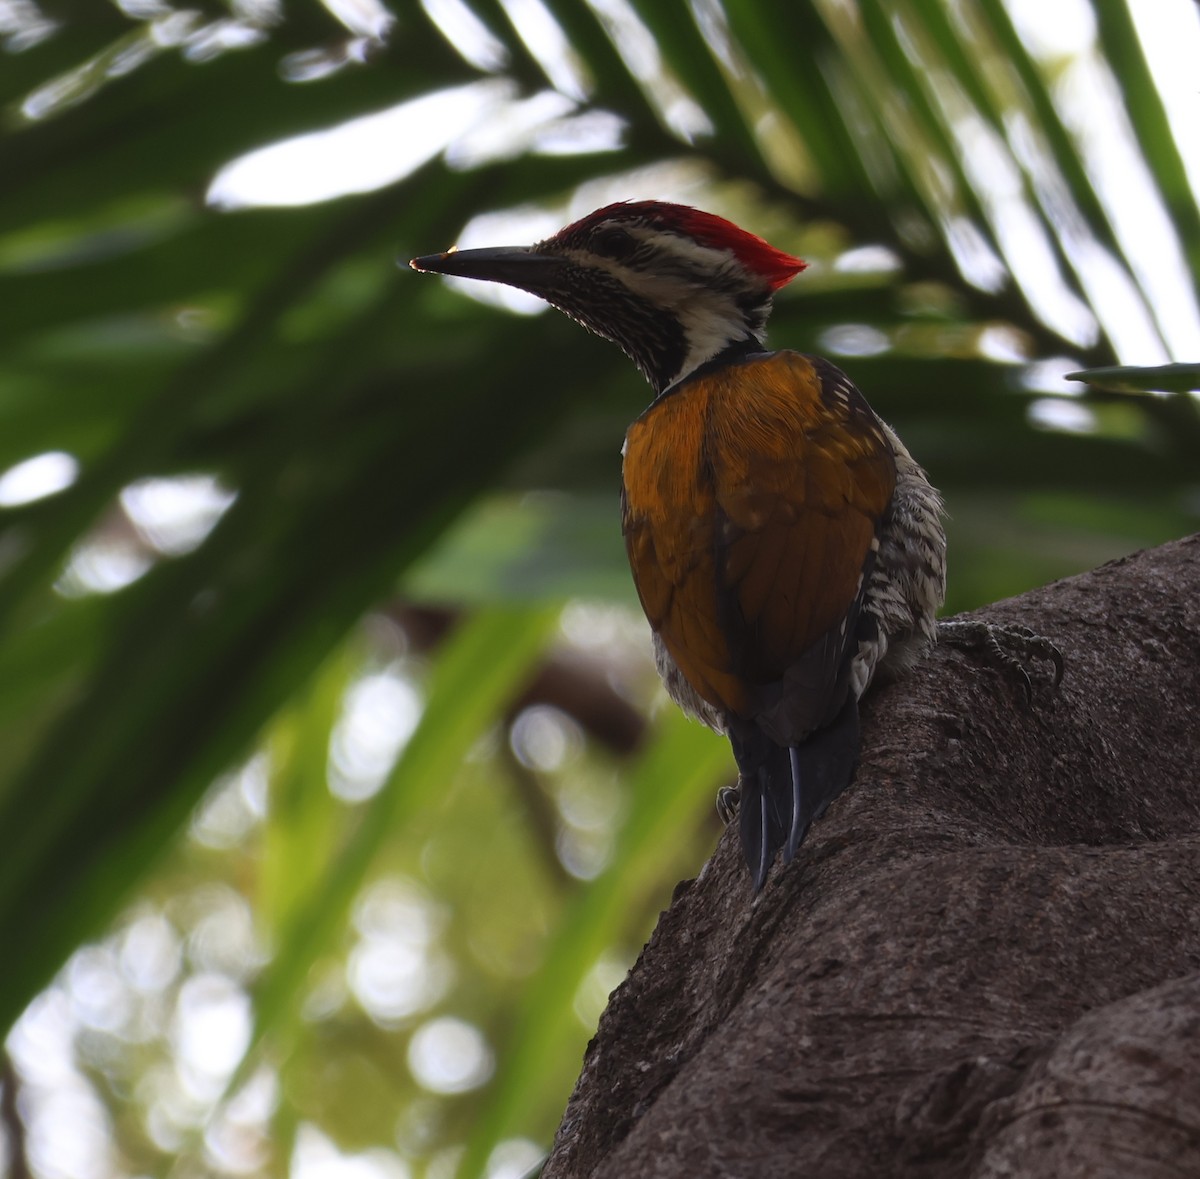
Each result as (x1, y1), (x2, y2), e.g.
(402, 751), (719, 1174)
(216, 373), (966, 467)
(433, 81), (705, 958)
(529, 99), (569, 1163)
(654, 336), (765, 402)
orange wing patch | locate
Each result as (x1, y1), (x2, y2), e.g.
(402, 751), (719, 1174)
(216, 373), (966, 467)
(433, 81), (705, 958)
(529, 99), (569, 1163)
(622, 351), (895, 727)
(621, 387), (748, 713)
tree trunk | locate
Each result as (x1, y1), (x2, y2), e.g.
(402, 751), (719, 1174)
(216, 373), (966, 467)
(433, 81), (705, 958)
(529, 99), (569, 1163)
(543, 534), (1200, 1179)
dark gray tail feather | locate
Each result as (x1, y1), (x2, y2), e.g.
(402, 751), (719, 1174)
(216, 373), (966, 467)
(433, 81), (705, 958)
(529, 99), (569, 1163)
(732, 696), (861, 891)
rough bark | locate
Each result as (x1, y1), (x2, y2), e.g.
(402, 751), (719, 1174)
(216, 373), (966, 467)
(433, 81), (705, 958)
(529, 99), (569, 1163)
(543, 534), (1200, 1179)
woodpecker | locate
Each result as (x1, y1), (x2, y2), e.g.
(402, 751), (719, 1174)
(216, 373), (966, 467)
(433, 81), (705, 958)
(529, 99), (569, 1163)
(411, 201), (948, 891)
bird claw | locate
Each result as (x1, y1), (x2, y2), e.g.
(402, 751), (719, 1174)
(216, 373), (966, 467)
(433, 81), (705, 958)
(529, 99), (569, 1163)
(716, 784), (740, 826)
(938, 618), (1064, 704)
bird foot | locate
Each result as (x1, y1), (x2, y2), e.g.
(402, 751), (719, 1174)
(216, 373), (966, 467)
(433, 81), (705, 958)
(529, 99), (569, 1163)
(716, 784), (740, 825)
(938, 618), (1063, 703)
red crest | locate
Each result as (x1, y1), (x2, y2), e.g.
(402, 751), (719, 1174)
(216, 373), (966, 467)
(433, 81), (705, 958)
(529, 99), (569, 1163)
(555, 201), (807, 290)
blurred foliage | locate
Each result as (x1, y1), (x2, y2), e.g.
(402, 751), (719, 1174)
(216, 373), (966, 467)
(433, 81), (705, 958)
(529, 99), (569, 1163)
(0, 0), (1198, 1176)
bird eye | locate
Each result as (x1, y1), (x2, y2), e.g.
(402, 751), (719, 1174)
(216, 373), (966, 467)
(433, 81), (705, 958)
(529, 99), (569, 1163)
(594, 226), (636, 258)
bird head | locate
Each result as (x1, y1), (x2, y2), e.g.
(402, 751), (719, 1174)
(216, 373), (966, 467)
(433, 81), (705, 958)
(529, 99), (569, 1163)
(410, 201), (807, 394)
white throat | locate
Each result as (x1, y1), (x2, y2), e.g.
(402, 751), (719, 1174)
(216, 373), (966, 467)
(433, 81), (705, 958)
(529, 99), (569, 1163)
(618, 266), (765, 386)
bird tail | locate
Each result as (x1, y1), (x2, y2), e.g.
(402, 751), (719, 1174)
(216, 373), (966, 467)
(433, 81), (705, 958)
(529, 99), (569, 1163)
(732, 696), (861, 892)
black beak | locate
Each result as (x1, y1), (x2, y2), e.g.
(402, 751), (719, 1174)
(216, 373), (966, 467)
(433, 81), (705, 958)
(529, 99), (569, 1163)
(408, 245), (564, 293)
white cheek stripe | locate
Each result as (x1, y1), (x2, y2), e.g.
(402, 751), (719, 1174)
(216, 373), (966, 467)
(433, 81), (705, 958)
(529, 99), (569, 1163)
(558, 236), (762, 386)
(674, 300), (745, 379)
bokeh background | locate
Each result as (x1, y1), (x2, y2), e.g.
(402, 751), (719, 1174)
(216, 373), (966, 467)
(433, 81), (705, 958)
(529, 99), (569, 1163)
(1, 1), (1198, 1176)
